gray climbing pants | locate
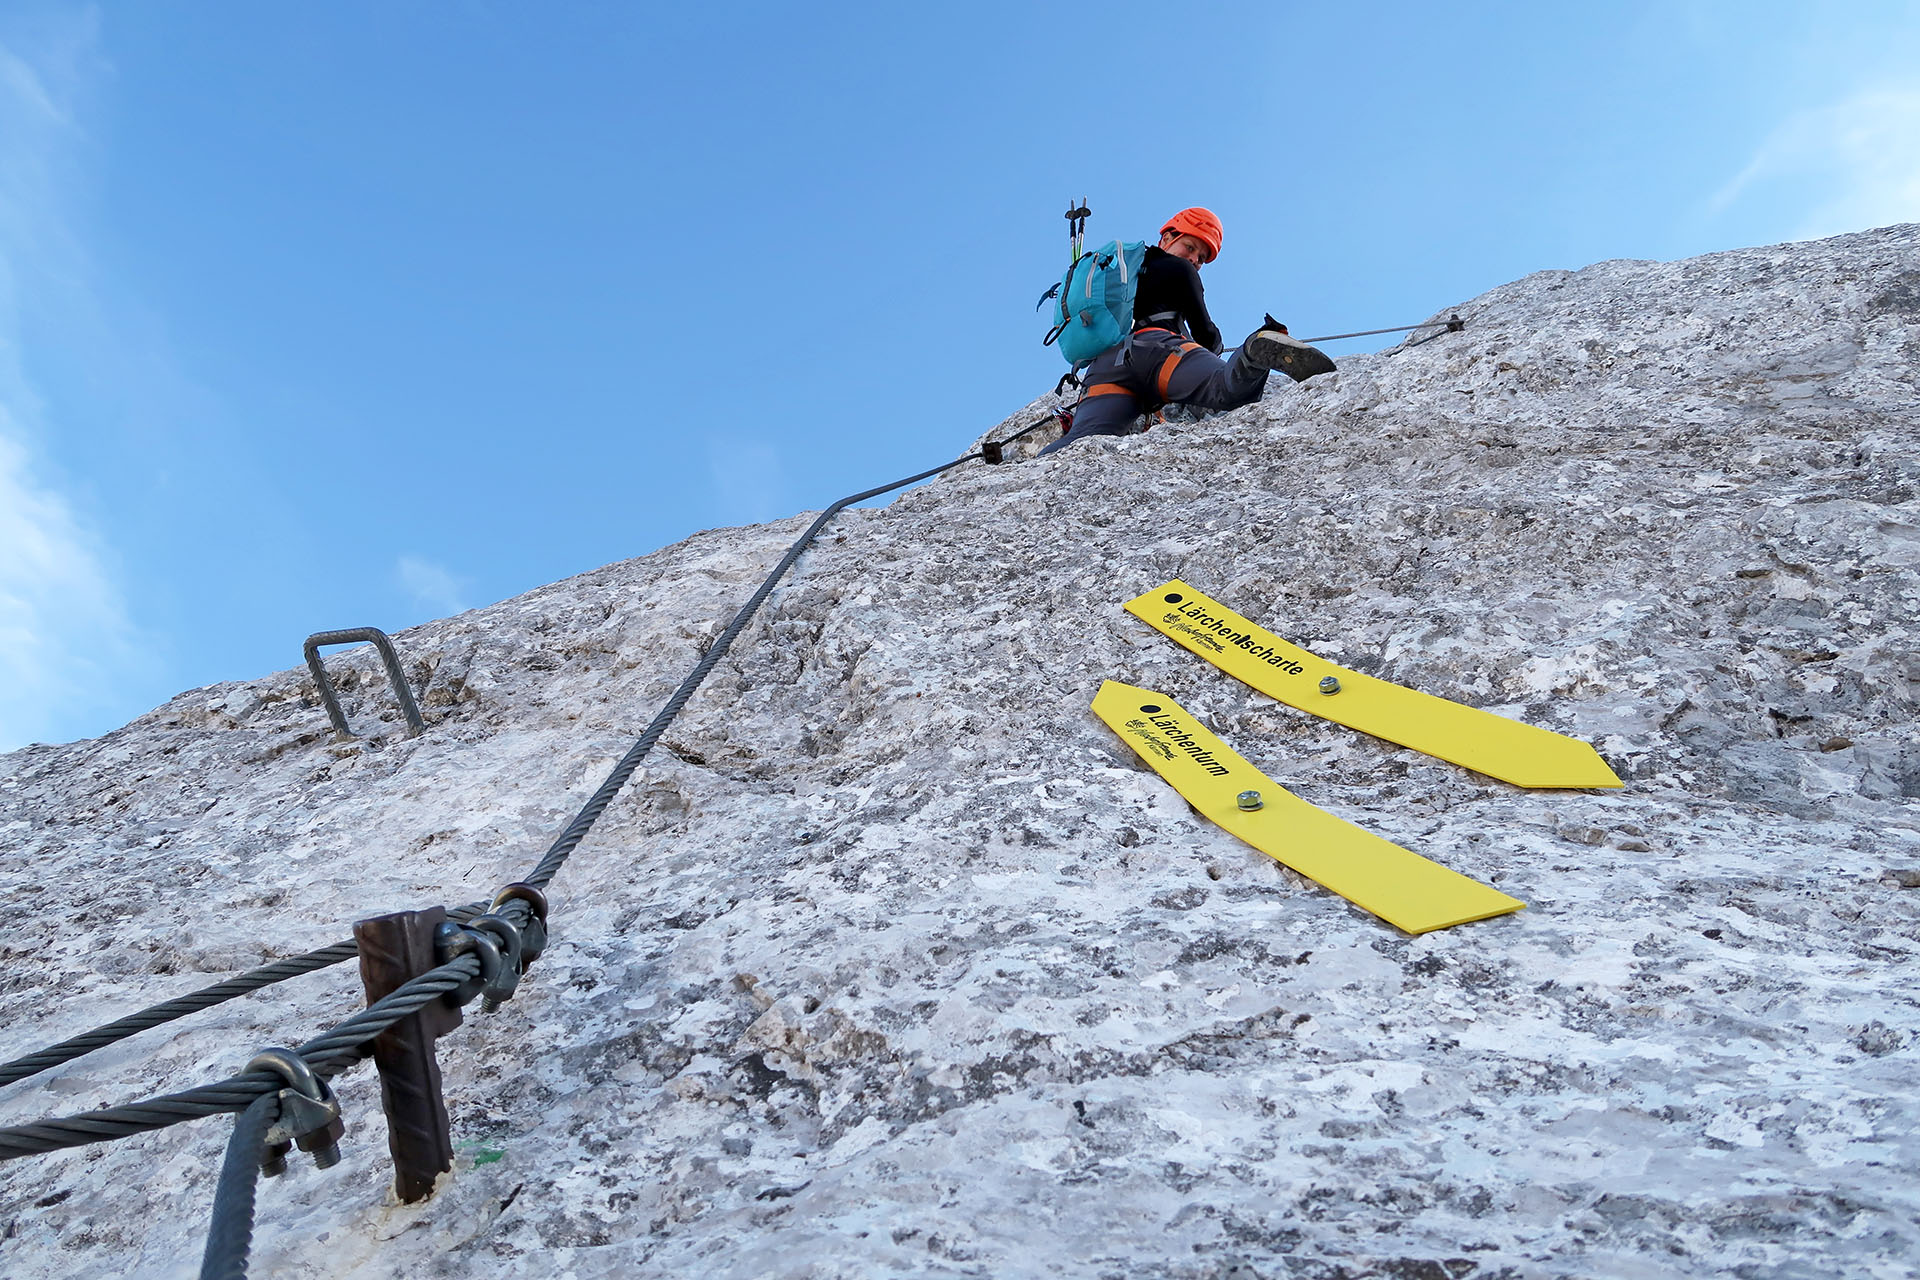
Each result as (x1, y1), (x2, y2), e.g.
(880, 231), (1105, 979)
(1038, 327), (1268, 457)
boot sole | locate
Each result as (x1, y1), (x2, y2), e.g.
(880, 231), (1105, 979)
(1245, 333), (1338, 383)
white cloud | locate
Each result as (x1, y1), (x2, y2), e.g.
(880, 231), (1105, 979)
(0, 423), (140, 750)
(396, 555), (470, 617)
(0, 14), (145, 751)
(706, 433), (787, 527)
(1711, 85), (1920, 240)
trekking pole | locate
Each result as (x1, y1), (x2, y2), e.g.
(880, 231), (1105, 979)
(1067, 198), (1090, 265)
(1036, 199), (1092, 323)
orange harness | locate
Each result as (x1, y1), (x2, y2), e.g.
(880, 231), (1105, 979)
(1080, 328), (1207, 403)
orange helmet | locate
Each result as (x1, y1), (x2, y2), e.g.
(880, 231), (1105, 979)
(1160, 207), (1223, 263)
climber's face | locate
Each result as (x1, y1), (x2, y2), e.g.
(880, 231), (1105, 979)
(1159, 230), (1210, 267)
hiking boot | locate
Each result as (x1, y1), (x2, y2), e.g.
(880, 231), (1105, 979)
(1241, 314), (1337, 382)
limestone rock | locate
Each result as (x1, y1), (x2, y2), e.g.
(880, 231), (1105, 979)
(3, 225), (1919, 1278)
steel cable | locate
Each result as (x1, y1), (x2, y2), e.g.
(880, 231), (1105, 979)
(0, 411), (1300, 1276)
(517, 450), (981, 892)
(1294, 316), (1463, 344)
(199, 1092), (278, 1280)
(0, 905), (492, 1089)
(5, 451), (995, 1098)
(0, 943), (359, 1088)
(990, 415), (1057, 453)
(0, 445), (986, 1160)
(0, 374), (1428, 1267)
(0, 956), (476, 1160)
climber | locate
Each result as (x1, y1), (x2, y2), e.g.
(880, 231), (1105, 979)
(1038, 207), (1334, 457)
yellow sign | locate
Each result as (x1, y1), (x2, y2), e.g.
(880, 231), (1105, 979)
(1124, 580), (1622, 790)
(1092, 681), (1524, 934)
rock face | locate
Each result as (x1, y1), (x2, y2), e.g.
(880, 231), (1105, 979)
(3, 225), (1919, 1279)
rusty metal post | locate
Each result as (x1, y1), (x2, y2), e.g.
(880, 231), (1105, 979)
(354, 906), (462, 1202)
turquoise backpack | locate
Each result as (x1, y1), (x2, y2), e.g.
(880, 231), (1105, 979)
(1042, 238), (1148, 370)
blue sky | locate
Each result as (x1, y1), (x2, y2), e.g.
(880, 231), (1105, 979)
(2, 1), (1918, 750)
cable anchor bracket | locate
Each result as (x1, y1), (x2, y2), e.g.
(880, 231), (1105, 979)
(303, 627), (426, 740)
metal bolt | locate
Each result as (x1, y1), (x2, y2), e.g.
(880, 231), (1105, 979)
(1318, 676), (1341, 695)
(1236, 791), (1264, 811)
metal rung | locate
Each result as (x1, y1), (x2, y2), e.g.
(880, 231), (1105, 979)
(303, 628), (425, 739)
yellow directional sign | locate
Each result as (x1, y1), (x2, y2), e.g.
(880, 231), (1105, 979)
(1092, 681), (1525, 934)
(1124, 580), (1622, 790)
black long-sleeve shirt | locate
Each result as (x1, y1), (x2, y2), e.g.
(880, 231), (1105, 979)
(1133, 245), (1222, 353)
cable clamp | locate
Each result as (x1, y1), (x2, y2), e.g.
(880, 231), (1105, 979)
(434, 919), (504, 1008)
(245, 1048), (345, 1175)
(468, 914), (528, 1012)
(435, 905), (537, 1013)
(490, 883), (550, 967)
